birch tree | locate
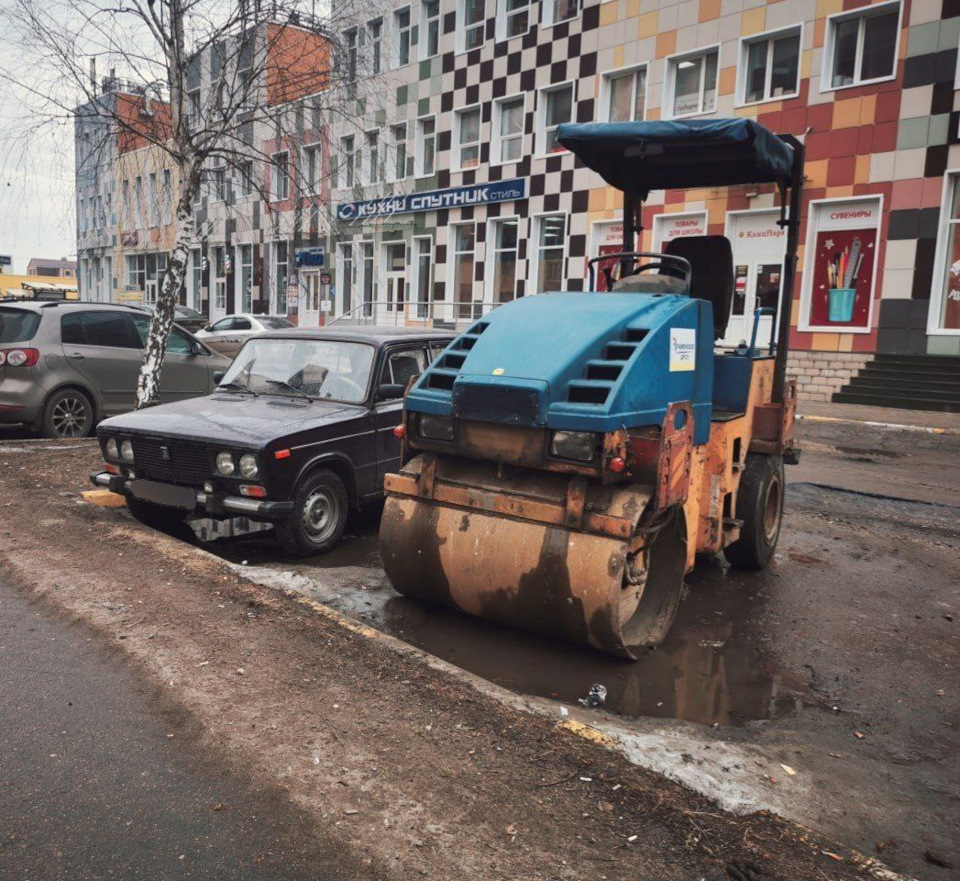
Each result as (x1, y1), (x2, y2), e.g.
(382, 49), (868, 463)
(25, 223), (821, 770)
(3, 0), (387, 407)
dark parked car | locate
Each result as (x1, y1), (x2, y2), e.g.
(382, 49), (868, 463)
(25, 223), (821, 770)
(91, 327), (454, 555)
(136, 303), (209, 334)
(0, 301), (230, 438)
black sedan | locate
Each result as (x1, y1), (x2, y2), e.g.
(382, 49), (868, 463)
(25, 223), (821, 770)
(90, 327), (454, 555)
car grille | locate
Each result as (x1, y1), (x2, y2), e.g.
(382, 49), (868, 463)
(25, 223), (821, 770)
(131, 437), (211, 485)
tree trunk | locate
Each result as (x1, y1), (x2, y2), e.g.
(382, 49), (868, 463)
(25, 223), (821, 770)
(134, 191), (194, 408)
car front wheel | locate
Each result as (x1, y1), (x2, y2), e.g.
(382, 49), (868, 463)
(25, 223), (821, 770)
(275, 469), (349, 557)
(42, 389), (93, 439)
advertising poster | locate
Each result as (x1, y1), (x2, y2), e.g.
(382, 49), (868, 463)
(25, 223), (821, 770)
(807, 200), (879, 330)
(942, 239), (960, 329)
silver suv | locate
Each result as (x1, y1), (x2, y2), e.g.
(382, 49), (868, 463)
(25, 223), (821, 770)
(0, 301), (230, 438)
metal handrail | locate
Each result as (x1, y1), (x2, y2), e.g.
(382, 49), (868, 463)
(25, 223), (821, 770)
(328, 298), (500, 328)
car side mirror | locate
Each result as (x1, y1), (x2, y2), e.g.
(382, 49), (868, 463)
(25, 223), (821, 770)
(377, 383), (404, 402)
(204, 324), (213, 332)
(213, 370), (225, 384)
(190, 341), (206, 356)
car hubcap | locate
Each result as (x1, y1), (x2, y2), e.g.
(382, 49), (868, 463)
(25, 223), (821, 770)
(52, 397), (88, 438)
(762, 475), (782, 544)
(301, 487), (340, 544)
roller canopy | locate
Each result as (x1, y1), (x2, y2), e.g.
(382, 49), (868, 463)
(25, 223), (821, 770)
(556, 119), (797, 198)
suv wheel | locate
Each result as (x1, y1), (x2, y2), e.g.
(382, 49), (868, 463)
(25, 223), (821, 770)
(275, 469), (349, 557)
(42, 389), (93, 439)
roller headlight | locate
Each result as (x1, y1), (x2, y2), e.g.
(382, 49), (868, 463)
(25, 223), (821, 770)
(105, 438), (119, 460)
(550, 430), (596, 462)
(216, 452), (235, 476)
(239, 454), (258, 478)
(120, 439), (135, 463)
(419, 414), (454, 441)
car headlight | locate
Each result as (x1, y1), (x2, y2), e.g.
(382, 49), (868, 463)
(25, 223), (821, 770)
(216, 452), (235, 476)
(120, 439), (135, 463)
(550, 430), (596, 462)
(239, 454), (258, 478)
(105, 438), (119, 460)
(419, 414), (454, 441)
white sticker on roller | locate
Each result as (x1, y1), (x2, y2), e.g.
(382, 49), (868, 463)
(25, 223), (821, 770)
(669, 328), (696, 372)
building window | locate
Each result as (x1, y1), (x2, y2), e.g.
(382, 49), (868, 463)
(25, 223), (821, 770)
(537, 82), (574, 155)
(338, 243), (354, 315)
(459, 0), (485, 53)
(187, 89), (200, 129)
(161, 169), (172, 225)
(212, 247), (227, 311)
(413, 236), (432, 318)
(304, 144), (322, 195)
(416, 116), (436, 176)
(601, 66), (647, 122)
(275, 241), (289, 313)
(489, 219), (519, 302)
(455, 107), (481, 170)
(133, 176), (143, 229)
(366, 130), (381, 184)
(191, 248), (202, 311)
(666, 47), (719, 118)
(237, 160), (254, 197)
(932, 175), (960, 332)
(368, 18), (383, 75)
(451, 224), (477, 319)
(533, 215), (566, 294)
(825, 2), (900, 89)
(421, 0), (440, 58)
(148, 172), (158, 226)
(127, 252), (167, 304)
(390, 124), (407, 180)
(493, 96), (524, 164)
(239, 244), (253, 313)
(394, 7), (412, 66)
(211, 165), (226, 202)
(497, 0), (532, 40)
(340, 136), (356, 187)
(271, 152), (289, 201)
(122, 180), (130, 231)
(543, 0), (579, 27)
(740, 28), (801, 104)
(343, 28), (358, 80)
(362, 241), (375, 318)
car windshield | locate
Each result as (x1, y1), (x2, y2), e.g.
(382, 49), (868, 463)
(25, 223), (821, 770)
(177, 307), (203, 319)
(259, 316), (294, 329)
(0, 308), (41, 344)
(219, 338), (375, 403)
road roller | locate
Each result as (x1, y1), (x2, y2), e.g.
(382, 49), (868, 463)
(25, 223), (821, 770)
(380, 118), (805, 658)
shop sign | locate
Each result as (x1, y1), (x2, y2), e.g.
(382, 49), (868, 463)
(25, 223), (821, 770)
(654, 212), (707, 249)
(336, 179), (527, 221)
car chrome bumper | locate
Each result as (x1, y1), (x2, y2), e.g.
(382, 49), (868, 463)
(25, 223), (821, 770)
(90, 471), (295, 520)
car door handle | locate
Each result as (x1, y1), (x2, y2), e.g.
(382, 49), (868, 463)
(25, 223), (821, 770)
(67, 353), (85, 360)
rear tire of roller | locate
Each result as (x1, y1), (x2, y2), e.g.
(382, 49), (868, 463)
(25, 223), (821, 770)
(724, 453), (784, 571)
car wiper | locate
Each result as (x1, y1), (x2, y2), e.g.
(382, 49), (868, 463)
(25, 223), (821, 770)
(264, 378), (311, 401)
(218, 380), (259, 396)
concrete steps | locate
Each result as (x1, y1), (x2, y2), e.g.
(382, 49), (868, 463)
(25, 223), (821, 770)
(833, 354), (960, 413)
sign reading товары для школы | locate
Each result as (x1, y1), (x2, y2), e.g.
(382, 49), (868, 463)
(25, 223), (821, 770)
(336, 179), (527, 221)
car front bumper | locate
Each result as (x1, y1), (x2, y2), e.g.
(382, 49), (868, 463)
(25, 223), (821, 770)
(90, 471), (295, 520)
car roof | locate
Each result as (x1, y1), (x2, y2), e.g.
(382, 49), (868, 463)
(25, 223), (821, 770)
(257, 326), (456, 345)
(0, 300), (143, 313)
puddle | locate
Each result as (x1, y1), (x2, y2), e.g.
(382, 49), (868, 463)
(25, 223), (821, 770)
(198, 509), (810, 727)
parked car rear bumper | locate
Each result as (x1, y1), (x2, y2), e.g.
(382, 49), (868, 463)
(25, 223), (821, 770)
(90, 471), (295, 520)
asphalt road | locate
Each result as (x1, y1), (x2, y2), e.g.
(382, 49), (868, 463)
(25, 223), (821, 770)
(0, 577), (374, 881)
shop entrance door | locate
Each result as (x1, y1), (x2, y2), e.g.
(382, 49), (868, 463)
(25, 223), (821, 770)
(723, 211), (787, 348)
(383, 243), (407, 324)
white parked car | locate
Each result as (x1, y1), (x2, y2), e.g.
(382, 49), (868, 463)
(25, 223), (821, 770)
(194, 314), (295, 357)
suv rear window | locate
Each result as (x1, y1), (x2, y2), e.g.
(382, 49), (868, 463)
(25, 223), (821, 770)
(0, 308), (41, 344)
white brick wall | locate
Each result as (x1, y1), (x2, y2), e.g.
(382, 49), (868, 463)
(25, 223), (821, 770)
(786, 351), (873, 404)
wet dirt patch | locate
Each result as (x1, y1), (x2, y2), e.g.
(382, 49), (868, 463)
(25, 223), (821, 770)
(192, 511), (812, 728)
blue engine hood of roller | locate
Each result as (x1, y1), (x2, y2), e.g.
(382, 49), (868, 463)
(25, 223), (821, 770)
(406, 292), (715, 446)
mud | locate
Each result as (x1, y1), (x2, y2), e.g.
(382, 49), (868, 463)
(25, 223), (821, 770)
(202, 500), (809, 727)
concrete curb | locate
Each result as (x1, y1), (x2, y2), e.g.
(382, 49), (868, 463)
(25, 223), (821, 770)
(797, 413), (960, 436)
